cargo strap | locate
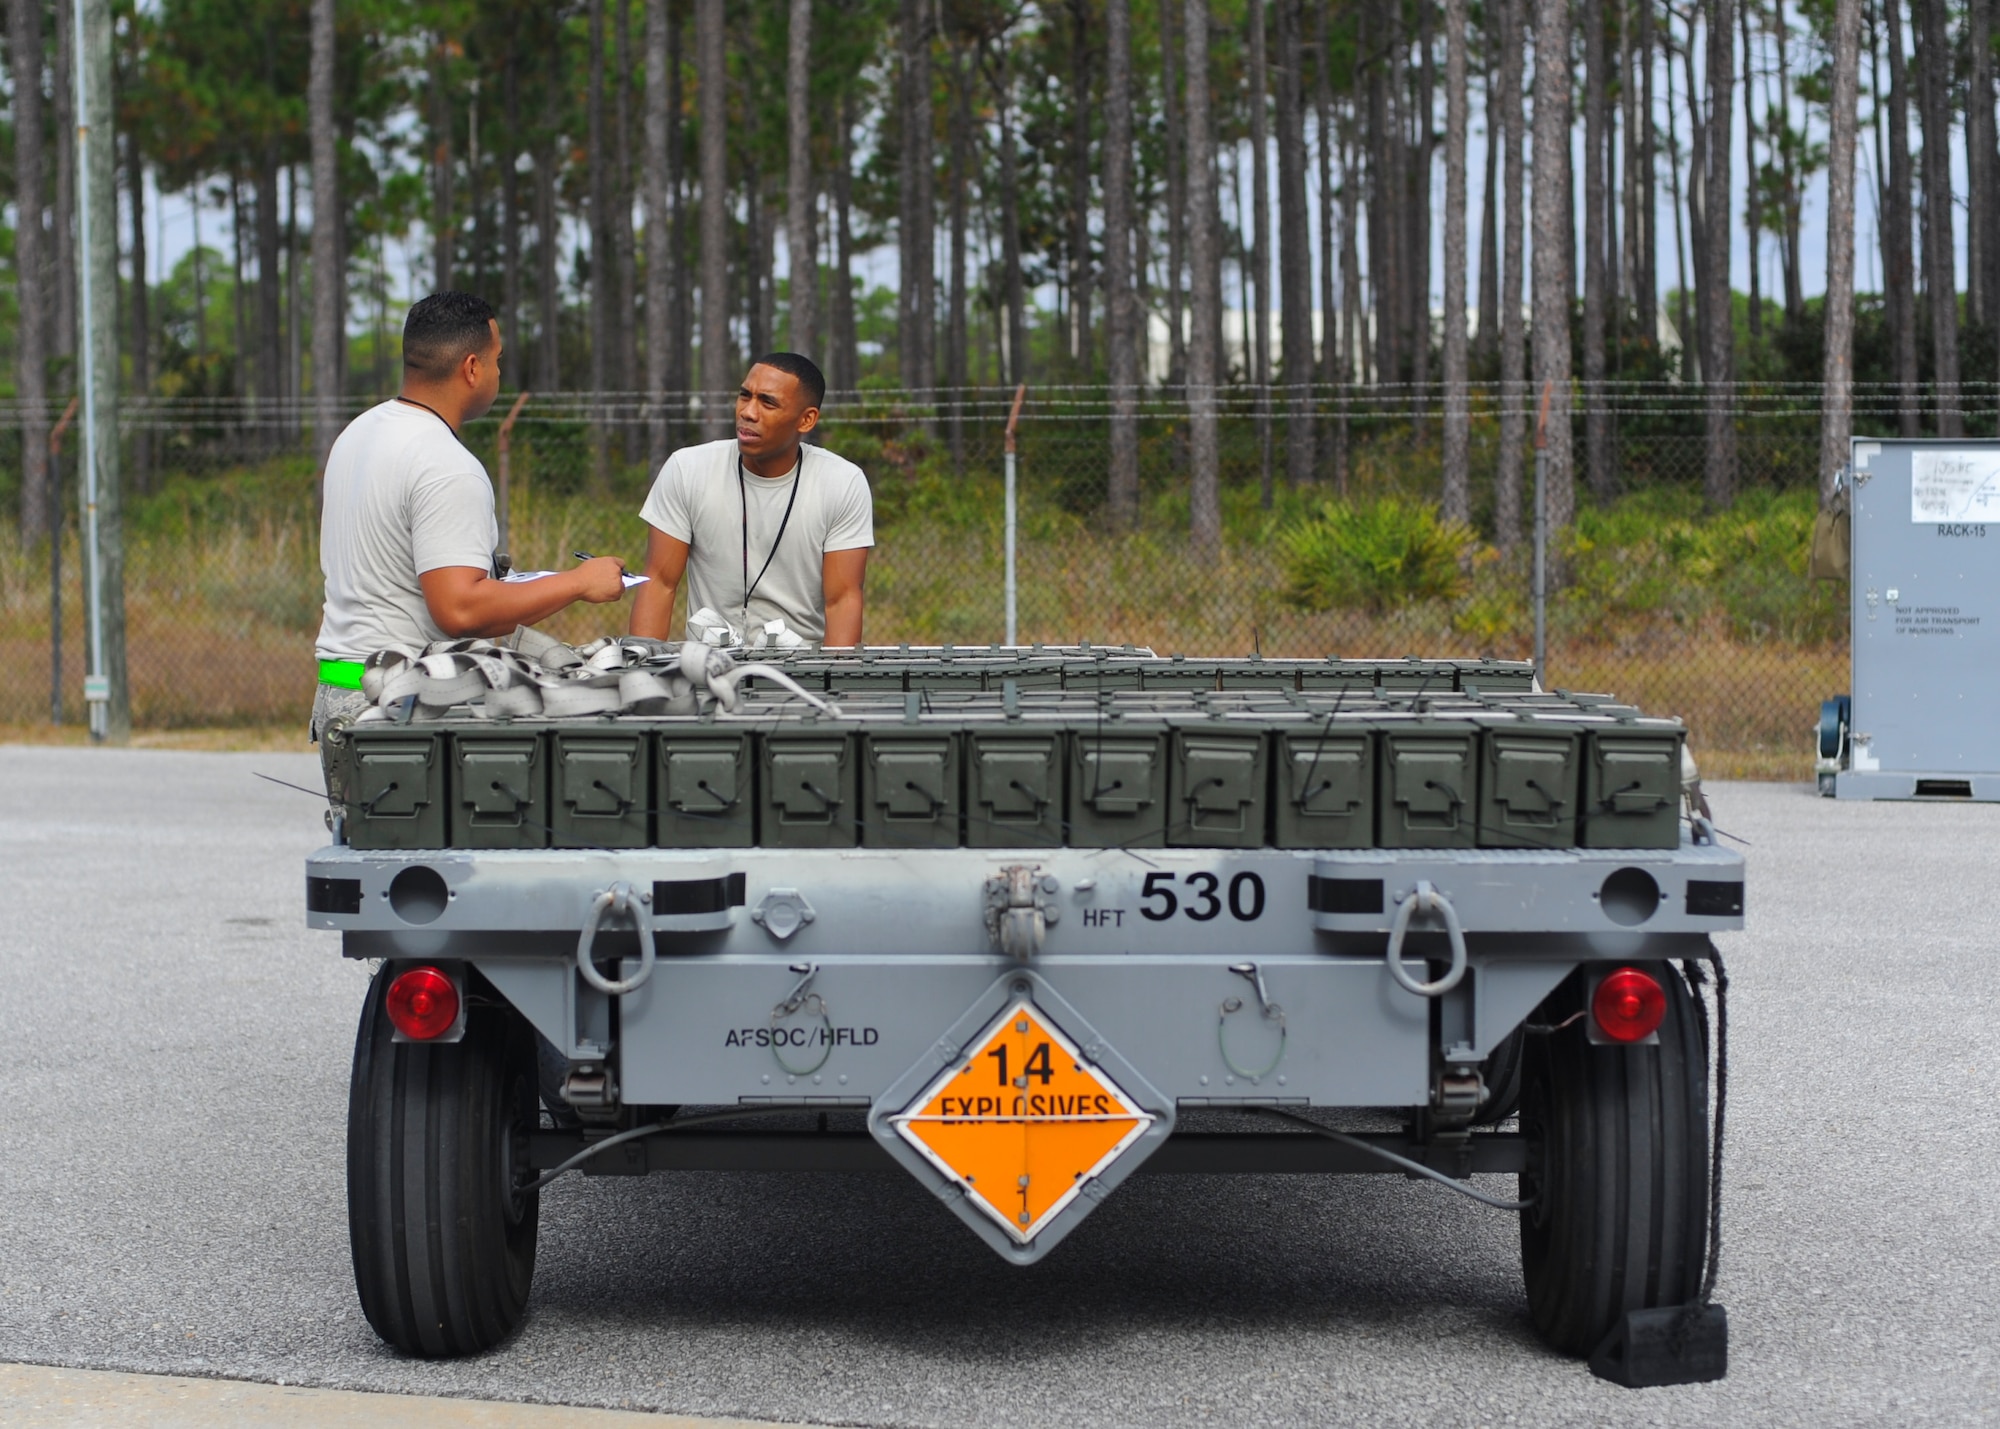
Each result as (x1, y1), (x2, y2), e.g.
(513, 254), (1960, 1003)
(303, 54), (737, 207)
(317, 658), (366, 690)
(1383, 880), (1469, 997)
(344, 630), (837, 724)
(575, 882), (656, 996)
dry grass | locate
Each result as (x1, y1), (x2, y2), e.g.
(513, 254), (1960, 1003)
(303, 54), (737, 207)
(0, 497), (1843, 777)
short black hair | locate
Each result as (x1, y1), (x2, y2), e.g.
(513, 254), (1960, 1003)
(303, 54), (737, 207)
(750, 352), (826, 409)
(403, 291), (499, 381)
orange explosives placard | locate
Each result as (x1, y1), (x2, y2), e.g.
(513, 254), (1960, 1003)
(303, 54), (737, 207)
(891, 1000), (1155, 1242)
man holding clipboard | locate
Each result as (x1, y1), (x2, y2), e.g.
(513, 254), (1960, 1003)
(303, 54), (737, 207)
(628, 354), (873, 647)
(311, 292), (630, 736)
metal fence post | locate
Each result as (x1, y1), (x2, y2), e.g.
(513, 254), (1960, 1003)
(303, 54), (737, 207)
(75, 0), (125, 741)
(48, 396), (79, 725)
(1003, 383), (1026, 644)
(1533, 380), (1552, 687)
(496, 389), (531, 556)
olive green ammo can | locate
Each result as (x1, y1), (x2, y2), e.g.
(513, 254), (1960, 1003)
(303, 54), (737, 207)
(1167, 722), (1269, 848)
(963, 722), (1065, 847)
(1068, 719), (1168, 847)
(1580, 719), (1685, 849)
(1272, 724), (1375, 849)
(759, 727), (858, 847)
(655, 729), (755, 847)
(449, 728), (549, 849)
(861, 727), (962, 848)
(341, 727), (449, 850)
(1474, 720), (1582, 850)
(551, 729), (651, 848)
(1376, 721), (1480, 848)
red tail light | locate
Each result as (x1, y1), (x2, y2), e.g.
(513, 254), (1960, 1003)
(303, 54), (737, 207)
(385, 966), (460, 1040)
(1592, 967), (1667, 1043)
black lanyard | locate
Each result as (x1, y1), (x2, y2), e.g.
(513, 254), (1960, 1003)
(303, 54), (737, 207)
(740, 447), (804, 629)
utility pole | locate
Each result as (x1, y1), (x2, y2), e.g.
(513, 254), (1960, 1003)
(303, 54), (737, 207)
(75, 0), (127, 741)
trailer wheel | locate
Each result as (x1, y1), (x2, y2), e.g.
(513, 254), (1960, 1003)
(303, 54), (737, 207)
(347, 965), (541, 1357)
(1517, 963), (1709, 1356)
(1473, 1028), (1526, 1124)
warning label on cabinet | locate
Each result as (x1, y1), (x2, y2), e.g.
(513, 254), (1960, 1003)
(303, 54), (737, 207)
(1911, 451), (2000, 522)
(1893, 605), (1982, 637)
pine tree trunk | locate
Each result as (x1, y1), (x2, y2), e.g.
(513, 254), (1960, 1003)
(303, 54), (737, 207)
(256, 144), (284, 433)
(501, 44), (523, 378)
(500, 43), (524, 364)
(1702, 0), (1737, 504)
(1914, 0), (1961, 435)
(1968, 0), (1997, 326)
(1475, 25), (1499, 373)
(946, 35), (972, 470)
(1337, 110), (1359, 483)
(645, 0), (674, 462)
(991, 45), (1027, 388)
(537, 29), (564, 391)
(1773, 0), (1804, 323)
(832, 89), (859, 394)
(1068, 0), (1094, 376)
(1582, 0), (1610, 499)
(1619, 0), (1642, 336)
(1315, 2), (1339, 396)
(1672, 11), (1706, 381)
(898, 0), (935, 397)
(11, 0), (50, 542)
(613, 0), (640, 436)
(1185, 0), (1223, 555)
(588, 0), (609, 405)
(1247, 0), (1272, 506)
(586, 0), (610, 484)
(697, 0), (730, 431)
(1276, 0), (1314, 490)
(1104, 0), (1141, 523)
(668, 3), (690, 407)
(1161, 0), (1188, 387)
(1411, 3), (1434, 395)
(786, 0), (816, 359)
(287, 170), (302, 443)
(1883, 0), (1918, 433)
(1440, 0), (1470, 523)
(1740, 1), (1762, 349)
(1637, 0), (1657, 321)
(52, 0), (76, 369)
(430, 35), (453, 290)
(1821, 0), (1861, 502)
(1531, 0), (1575, 534)
(1495, 0), (1526, 548)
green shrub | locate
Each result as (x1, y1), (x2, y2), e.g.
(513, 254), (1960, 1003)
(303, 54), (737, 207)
(1278, 497), (1477, 613)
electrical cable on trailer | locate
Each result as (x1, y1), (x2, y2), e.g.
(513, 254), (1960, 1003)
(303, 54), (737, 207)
(525, 1104), (821, 1193)
(1241, 1105), (1535, 1212)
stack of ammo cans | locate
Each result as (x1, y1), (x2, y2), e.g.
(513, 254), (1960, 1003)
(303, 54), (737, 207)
(324, 648), (1685, 854)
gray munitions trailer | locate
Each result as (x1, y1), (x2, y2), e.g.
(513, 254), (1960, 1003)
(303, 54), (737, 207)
(311, 648), (1739, 1386)
(1822, 438), (2000, 799)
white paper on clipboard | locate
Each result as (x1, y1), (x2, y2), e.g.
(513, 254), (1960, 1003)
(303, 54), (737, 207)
(502, 569), (649, 588)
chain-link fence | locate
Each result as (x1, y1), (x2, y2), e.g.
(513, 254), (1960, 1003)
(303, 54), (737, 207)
(0, 381), (1867, 776)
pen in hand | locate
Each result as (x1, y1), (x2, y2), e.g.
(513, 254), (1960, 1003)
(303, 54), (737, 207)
(573, 551), (595, 561)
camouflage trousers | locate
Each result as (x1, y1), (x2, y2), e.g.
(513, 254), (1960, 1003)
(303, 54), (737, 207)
(311, 681), (371, 811)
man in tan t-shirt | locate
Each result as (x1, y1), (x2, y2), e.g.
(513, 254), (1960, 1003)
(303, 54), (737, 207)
(629, 353), (873, 647)
(313, 291), (630, 736)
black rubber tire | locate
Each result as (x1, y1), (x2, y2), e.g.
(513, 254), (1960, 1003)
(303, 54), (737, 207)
(1473, 1027), (1527, 1125)
(347, 965), (541, 1357)
(1517, 963), (1710, 1356)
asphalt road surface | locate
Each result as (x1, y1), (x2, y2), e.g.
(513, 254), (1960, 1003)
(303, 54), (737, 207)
(2, 748), (1994, 1426)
